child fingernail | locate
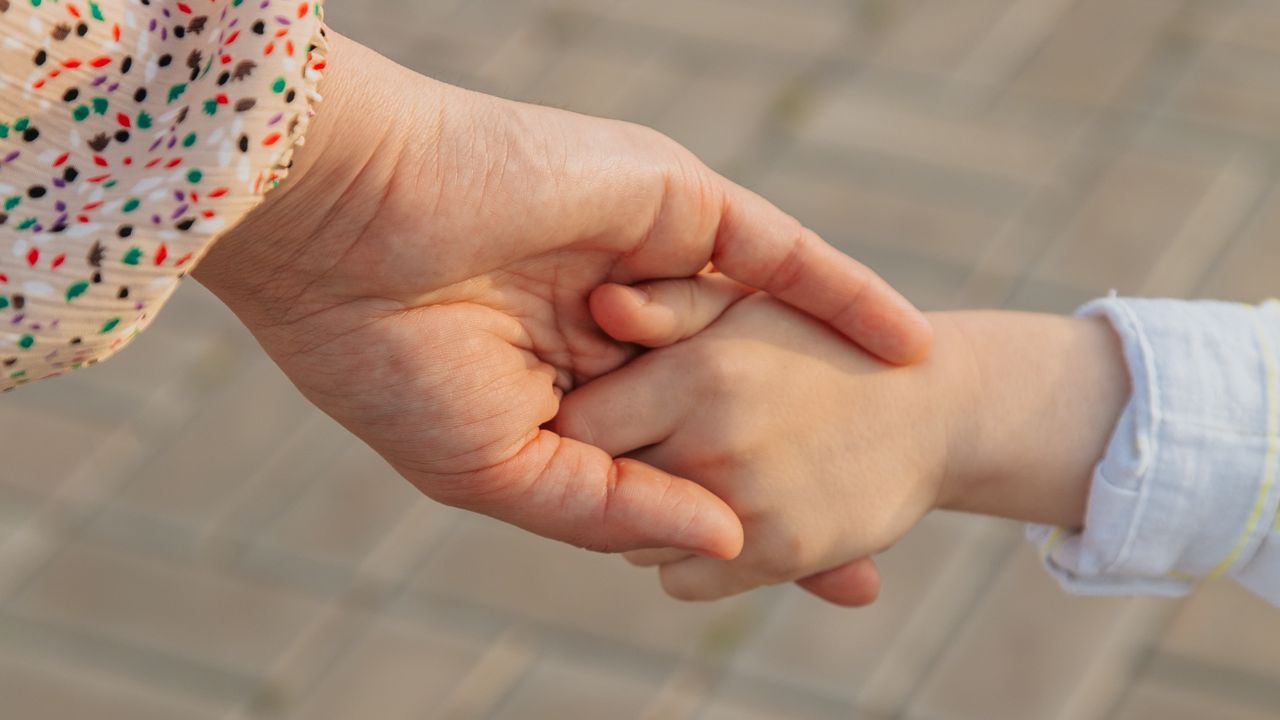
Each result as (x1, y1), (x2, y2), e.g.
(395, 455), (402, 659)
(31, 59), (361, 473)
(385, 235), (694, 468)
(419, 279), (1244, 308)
(624, 285), (651, 305)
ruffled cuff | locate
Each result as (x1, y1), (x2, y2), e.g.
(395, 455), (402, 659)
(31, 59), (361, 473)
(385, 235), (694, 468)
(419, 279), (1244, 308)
(1027, 298), (1280, 604)
(0, 0), (326, 390)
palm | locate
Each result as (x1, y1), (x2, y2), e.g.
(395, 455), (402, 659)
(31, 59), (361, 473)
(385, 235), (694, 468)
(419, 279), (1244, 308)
(197, 56), (927, 564)
(278, 254), (629, 487)
(246, 124), (726, 550)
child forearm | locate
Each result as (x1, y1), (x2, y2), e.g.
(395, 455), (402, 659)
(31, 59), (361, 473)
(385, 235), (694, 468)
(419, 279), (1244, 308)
(575, 277), (1280, 605)
(933, 302), (1280, 607)
(930, 311), (1131, 529)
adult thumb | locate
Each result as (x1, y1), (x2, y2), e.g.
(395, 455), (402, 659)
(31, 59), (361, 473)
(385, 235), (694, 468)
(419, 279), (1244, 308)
(435, 429), (745, 560)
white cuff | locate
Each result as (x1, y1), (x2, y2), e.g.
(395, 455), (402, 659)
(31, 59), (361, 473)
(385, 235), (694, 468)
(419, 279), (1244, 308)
(1028, 298), (1280, 604)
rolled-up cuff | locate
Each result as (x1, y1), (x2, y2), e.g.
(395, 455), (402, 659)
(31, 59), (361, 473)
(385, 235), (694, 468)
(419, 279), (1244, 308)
(1028, 298), (1280, 604)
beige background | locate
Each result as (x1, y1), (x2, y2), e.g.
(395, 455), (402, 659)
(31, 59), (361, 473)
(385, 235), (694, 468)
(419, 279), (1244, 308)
(3, 0), (1280, 718)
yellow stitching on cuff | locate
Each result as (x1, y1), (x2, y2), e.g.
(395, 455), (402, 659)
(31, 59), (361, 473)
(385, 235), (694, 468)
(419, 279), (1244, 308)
(1040, 528), (1065, 562)
(1208, 309), (1279, 577)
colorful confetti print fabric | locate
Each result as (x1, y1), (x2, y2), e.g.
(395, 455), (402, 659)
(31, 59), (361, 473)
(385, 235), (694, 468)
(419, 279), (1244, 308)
(0, 0), (326, 391)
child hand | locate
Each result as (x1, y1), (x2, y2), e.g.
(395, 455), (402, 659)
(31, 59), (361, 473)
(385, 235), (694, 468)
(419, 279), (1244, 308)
(556, 276), (967, 602)
(560, 276), (1130, 603)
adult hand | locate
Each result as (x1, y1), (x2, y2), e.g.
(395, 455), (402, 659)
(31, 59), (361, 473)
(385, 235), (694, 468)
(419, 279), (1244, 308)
(194, 33), (931, 560)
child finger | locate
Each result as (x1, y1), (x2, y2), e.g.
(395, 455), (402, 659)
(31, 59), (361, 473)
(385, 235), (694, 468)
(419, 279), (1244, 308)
(555, 354), (694, 457)
(795, 558), (883, 608)
(624, 548), (694, 567)
(589, 273), (754, 348)
(658, 556), (762, 602)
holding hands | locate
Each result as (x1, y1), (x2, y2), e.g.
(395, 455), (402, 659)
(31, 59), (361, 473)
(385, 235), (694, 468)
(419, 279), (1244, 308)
(193, 34), (933, 567)
(2, 6), (1257, 612)
(559, 275), (1131, 604)
(193, 33), (1127, 609)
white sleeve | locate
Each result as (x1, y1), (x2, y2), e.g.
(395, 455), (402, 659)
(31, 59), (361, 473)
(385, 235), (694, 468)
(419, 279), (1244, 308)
(1027, 297), (1280, 605)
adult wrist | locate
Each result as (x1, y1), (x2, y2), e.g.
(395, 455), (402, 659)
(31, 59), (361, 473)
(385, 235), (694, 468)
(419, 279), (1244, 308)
(191, 32), (430, 329)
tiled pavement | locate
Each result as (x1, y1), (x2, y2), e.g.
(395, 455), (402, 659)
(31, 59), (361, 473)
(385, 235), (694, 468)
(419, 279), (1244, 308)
(3, 1), (1280, 718)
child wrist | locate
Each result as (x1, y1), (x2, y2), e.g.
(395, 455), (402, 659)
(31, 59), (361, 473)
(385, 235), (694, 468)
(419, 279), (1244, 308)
(924, 313), (994, 515)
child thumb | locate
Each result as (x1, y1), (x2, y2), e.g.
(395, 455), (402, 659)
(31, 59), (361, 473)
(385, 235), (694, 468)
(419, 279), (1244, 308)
(589, 274), (753, 348)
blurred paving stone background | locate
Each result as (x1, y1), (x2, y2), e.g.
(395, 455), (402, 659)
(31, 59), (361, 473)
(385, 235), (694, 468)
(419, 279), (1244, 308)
(3, 0), (1280, 718)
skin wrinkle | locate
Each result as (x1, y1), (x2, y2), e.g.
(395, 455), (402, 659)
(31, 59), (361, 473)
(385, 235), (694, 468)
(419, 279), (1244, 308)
(443, 102), (489, 214)
(676, 280), (710, 344)
(614, 158), (672, 275)
(826, 262), (873, 331)
(179, 31), (928, 563)
(277, 112), (402, 312)
(474, 100), (515, 216)
(761, 225), (816, 307)
(932, 314), (983, 512)
(196, 41), (406, 321)
(416, 92), (454, 244)
(643, 470), (701, 552)
(288, 309), (518, 418)
(263, 298), (395, 364)
(491, 100), (565, 216)
(565, 449), (615, 551)
(334, 134), (433, 301)
(489, 264), (580, 380)
(562, 391), (597, 449)
(401, 415), (544, 481)
(200, 173), (381, 334)
(416, 352), (550, 425)
(464, 376), (563, 469)
(571, 292), (949, 598)
(460, 280), (545, 353)
(396, 406), (539, 478)
(610, 133), (715, 285)
(423, 439), (541, 509)
(709, 189), (740, 273)
(547, 258), (575, 387)
(488, 301), (584, 397)
(688, 158), (723, 263)
(488, 431), (609, 552)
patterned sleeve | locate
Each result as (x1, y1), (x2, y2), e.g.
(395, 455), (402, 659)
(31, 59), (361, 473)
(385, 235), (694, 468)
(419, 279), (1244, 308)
(0, 0), (326, 391)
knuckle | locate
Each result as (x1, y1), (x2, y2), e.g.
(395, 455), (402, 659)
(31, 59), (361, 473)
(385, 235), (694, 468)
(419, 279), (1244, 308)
(749, 526), (813, 582)
(765, 222), (813, 297)
(553, 402), (595, 446)
(686, 342), (741, 390)
(672, 280), (701, 339)
(660, 573), (707, 603)
(751, 553), (796, 583)
(425, 467), (518, 515)
(828, 267), (874, 329)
